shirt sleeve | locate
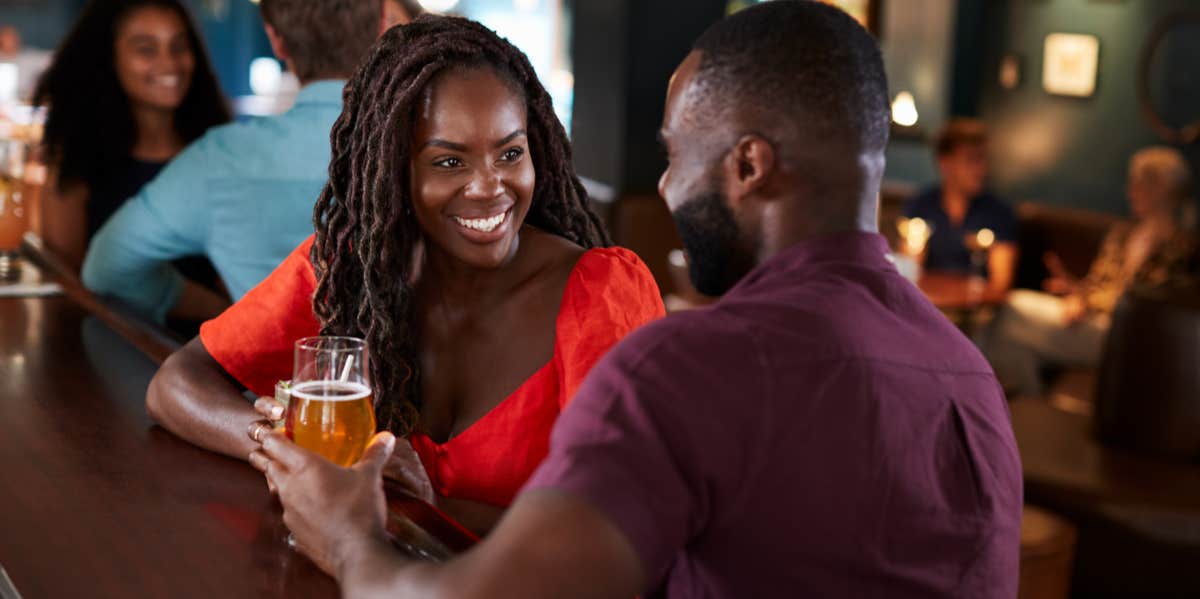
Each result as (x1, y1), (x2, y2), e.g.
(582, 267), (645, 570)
(198, 236), (321, 396)
(555, 247), (665, 408)
(525, 318), (765, 589)
(80, 136), (218, 322)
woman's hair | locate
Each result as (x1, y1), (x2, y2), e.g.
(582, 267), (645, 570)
(1130, 145), (1195, 229)
(34, 0), (230, 192)
(311, 15), (611, 435)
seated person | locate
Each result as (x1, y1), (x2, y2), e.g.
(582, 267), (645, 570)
(0, 25), (52, 102)
(81, 0), (382, 323)
(251, 5), (1022, 597)
(147, 15), (665, 536)
(984, 146), (1197, 397)
(35, 0), (229, 285)
(904, 118), (1018, 293)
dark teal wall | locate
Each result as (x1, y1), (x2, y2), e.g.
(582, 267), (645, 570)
(975, 0), (1199, 215)
(0, 0), (272, 99)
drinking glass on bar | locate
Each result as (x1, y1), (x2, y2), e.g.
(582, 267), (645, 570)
(286, 336), (376, 467)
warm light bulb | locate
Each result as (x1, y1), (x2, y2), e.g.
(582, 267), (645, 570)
(891, 91), (919, 127)
(976, 228), (995, 249)
(420, 0), (460, 12)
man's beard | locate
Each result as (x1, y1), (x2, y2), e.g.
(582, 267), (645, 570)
(671, 190), (757, 297)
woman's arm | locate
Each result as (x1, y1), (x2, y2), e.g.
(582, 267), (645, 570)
(146, 337), (264, 461)
(39, 164), (89, 272)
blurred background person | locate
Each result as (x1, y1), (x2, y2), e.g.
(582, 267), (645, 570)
(34, 0), (229, 272)
(81, 0), (379, 324)
(984, 146), (1197, 397)
(0, 25), (51, 102)
(904, 118), (1018, 294)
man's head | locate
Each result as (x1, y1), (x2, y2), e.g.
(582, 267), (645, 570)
(0, 26), (20, 56)
(383, 0), (423, 30)
(935, 118), (989, 199)
(259, 0), (381, 83)
(658, 0), (890, 295)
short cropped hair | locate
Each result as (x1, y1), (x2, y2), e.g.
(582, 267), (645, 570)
(690, 0), (890, 155)
(935, 118), (988, 157)
(260, 0), (380, 82)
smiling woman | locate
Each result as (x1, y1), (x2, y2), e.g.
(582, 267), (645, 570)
(33, 0), (230, 272)
(145, 15), (665, 536)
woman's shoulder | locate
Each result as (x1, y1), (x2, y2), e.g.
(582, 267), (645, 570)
(558, 245), (665, 329)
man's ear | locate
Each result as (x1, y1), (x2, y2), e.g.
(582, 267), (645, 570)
(264, 23), (291, 65)
(720, 134), (777, 209)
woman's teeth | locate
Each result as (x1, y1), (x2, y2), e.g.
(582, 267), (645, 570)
(454, 211), (507, 233)
(154, 75), (181, 88)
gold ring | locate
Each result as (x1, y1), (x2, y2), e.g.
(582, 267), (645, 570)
(247, 420), (269, 443)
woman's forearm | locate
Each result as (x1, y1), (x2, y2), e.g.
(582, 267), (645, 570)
(146, 337), (262, 460)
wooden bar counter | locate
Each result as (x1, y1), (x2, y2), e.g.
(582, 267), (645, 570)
(0, 241), (474, 597)
(0, 293), (341, 598)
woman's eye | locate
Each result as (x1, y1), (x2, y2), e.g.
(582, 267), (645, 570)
(501, 147), (525, 162)
(433, 157), (464, 168)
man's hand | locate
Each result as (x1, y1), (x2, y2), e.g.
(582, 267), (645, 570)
(249, 430), (396, 575)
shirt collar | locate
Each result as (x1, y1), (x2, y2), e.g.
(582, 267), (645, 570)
(726, 231), (894, 296)
(293, 80), (346, 107)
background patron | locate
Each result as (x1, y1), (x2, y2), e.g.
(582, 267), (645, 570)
(34, 0), (229, 273)
(81, 0), (379, 323)
(904, 118), (1018, 293)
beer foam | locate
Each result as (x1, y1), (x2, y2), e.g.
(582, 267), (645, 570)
(291, 381), (372, 402)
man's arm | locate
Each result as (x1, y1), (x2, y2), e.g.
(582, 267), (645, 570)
(256, 433), (646, 599)
(987, 241), (1018, 295)
(81, 139), (217, 323)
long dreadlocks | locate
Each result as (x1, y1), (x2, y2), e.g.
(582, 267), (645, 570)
(311, 15), (611, 436)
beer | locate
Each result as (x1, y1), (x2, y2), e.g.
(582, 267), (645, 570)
(285, 380), (376, 467)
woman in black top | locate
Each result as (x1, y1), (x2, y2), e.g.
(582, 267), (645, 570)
(35, 0), (229, 272)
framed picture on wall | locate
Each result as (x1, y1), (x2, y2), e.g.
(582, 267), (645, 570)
(1042, 33), (1100, 97)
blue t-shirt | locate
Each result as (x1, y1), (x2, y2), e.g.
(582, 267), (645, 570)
(902, 186), (1017, 276)
(81, 81), (345, 322)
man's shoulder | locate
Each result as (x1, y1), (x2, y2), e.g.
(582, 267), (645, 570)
(602, 307), (762, 377)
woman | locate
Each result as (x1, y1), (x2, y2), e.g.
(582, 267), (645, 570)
(984, 146), (1197, 397)
(35, 0), (230, 271)
(146, 16), (664, 535)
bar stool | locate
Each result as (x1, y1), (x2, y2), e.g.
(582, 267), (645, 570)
(1019, 505), (1077, 599)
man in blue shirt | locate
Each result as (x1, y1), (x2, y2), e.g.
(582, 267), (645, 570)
(903, 119), (1018, 293)
(82, 0), (393, 323)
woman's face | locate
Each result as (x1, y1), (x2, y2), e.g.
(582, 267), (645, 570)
(410, 67), (535, 270)
(114, 6), (195, 113)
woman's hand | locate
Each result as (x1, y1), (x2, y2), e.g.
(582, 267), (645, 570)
(1062, 294), (1088, 326)
(253, 396), (286, 424)
(1042, 252), (1078, 296)
(382, 437), (438, 506)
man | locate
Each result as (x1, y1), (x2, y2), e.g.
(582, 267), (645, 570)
(0, 25), (51, 102)
(252, 2), (1023, 597)
(81, 0), (392, 323)
(384, 0), (423, 29)
(903, 118), (1019, 294)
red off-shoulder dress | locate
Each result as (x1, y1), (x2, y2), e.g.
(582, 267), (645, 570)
(199, 235), (665, 507)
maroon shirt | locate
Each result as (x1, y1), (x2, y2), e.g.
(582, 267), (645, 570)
(524, 232), (1022, 598)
